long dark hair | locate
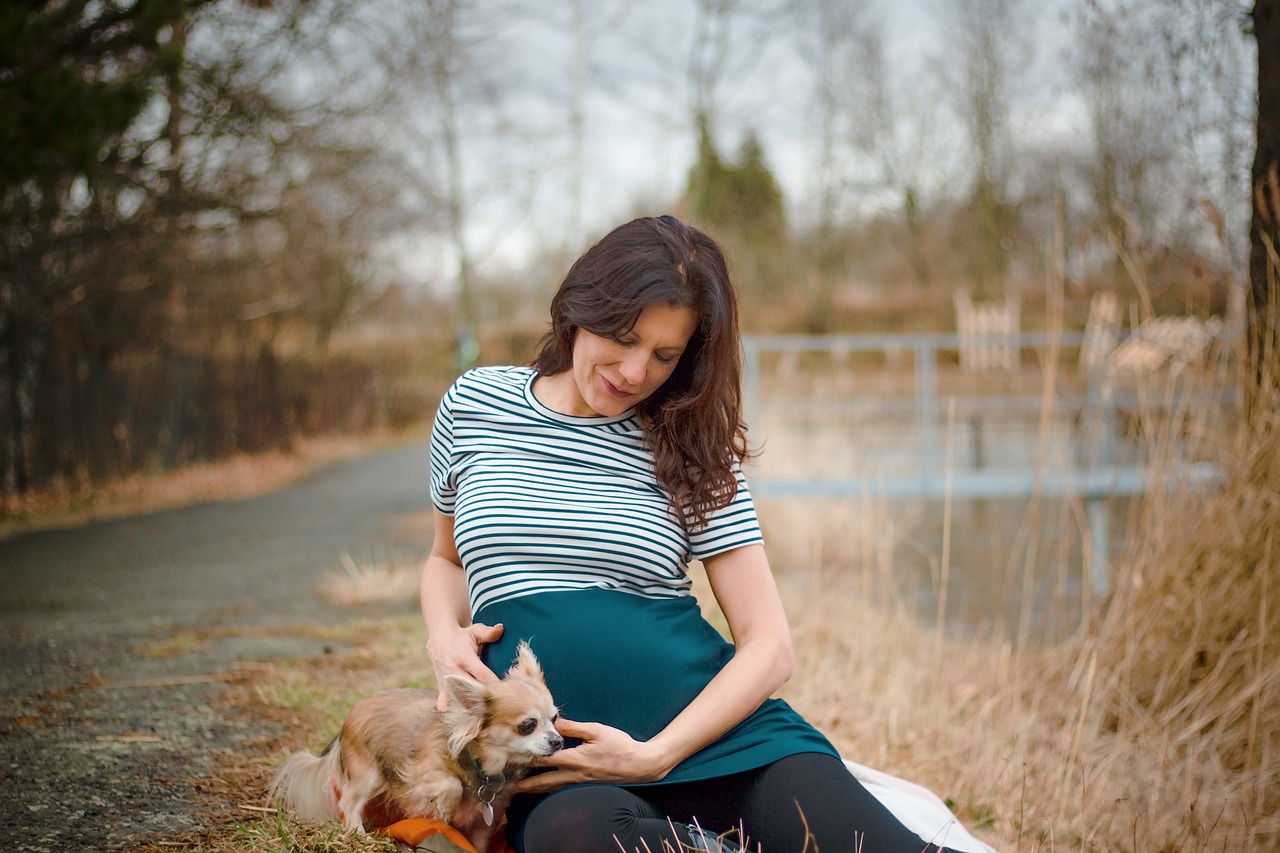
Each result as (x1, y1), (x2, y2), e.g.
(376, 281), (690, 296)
(532, 215), (750, 529)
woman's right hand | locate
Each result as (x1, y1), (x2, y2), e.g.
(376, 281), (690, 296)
(427, 621), (505, 712)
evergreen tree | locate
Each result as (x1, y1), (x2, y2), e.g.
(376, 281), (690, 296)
(1, 0), (204, 491)
(732, 130), (786, 245)
(684, 118), (790, 305)
(686, 113), (734, 229)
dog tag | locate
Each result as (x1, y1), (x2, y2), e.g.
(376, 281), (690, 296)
(476, 781), (496, 826)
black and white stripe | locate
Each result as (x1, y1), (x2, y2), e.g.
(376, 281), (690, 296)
(430, 366), (763, 614)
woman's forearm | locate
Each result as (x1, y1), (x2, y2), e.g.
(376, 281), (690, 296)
(642, 633), (792, 777)
(644, 543), (795, 775)
(420, 508), (503, 687)
(420, 550), (471, 638)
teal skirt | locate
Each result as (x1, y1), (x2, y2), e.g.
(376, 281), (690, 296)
(476, 587), (837, 785)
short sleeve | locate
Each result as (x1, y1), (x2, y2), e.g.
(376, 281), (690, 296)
(429, 381), (459, 514)
(687, 463), (765, 561)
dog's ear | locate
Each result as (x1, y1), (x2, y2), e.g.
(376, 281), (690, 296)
(442, 674), (488, 758)
(507, 640), (544, 683)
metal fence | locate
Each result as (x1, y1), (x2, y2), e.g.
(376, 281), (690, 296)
(742, 331), (1228, 594)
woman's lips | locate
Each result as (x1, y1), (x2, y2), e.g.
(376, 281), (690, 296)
(602, 377), (632, 398)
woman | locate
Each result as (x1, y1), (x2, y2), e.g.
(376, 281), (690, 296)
(421, 215), (964, 852)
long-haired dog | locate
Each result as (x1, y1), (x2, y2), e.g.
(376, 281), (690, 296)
(271, 642), (562, 851)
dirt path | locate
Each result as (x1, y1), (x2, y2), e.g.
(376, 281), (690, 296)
(0, 438), (435, 852)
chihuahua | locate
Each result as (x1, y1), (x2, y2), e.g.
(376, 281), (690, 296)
(271, 642), (562, 850)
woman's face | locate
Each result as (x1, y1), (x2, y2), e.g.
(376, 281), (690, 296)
(566, 301), (698, 417)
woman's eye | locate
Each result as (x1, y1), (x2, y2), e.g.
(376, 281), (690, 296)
(517, 718), (537, 736)
(655, 353), (675, 365)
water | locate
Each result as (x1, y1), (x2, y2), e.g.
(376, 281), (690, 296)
(742, 332), (1230, 645)
(749, 404), (1137, 645)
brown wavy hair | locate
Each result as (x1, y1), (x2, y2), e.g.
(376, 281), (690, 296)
(531, 215), (750, 529)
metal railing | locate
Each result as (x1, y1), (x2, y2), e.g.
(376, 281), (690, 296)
(742, 331), (1227, 593)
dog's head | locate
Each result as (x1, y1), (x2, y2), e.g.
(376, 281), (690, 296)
(442, 642), (563, 767)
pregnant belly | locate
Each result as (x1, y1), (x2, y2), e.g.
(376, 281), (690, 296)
(476, 587), (733, 740)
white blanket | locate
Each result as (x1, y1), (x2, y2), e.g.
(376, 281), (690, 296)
(844, 759), (999, 853)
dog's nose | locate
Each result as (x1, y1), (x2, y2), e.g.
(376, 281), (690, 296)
(548, 733), (565, 752)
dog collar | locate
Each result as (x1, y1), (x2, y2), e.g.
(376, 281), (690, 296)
(465, 749), (506, 826)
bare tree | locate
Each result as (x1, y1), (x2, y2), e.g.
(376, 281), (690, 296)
(1069, 0), (1254, 335)
(791, 0), (888, 319)
(514, 0), (632, 260)
(1074, 4), (1181, 254)
(378, 0), (547, 370)
(0, 0), (433, 490)
(793, 0), (949, 304)
(569, 0), (589, 255)
(936, 0), (1033, 297)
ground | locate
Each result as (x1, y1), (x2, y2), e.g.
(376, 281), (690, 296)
(0, 437), (434, 852)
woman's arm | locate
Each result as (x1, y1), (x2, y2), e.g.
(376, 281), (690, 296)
(420, 508), (503, 709)
(516, 542), (793, 791)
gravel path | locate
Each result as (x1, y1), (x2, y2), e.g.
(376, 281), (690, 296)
(0, 438), (435, 851)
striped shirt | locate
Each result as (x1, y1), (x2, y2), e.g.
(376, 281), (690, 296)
(429, 366), (764, 614)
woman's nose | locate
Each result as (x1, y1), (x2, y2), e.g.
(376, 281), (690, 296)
(619, 353), (647, 386)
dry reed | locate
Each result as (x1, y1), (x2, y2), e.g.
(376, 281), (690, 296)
(757, 337), (1279, 850)
(317, 552), (423, 606)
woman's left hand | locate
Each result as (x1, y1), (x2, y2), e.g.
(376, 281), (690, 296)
(513, 718), (672, 793)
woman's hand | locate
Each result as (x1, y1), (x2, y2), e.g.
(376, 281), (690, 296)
(513, 718), (674, 793)
(427, 621), (504, 712)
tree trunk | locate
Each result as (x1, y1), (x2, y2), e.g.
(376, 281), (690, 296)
(1250, 0), (1280, 384)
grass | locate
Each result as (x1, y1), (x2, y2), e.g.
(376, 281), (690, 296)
(202, 396), (1274, 850)
(317, 553), (423, 607)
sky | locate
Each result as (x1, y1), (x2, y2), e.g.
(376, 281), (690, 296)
(379, 0), (1246, 294)
(464, 1), (1070, 267)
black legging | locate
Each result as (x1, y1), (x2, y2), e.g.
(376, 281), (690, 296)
(511, 752), (964, 853)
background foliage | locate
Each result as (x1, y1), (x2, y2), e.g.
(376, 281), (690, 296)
(0, 0), (1270, 496)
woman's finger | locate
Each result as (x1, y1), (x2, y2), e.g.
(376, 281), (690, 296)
(513, 769), (580, 794)
(553, 717), (598, 740)
(463, 623), (503, 683)
(470, 621), (504, 645)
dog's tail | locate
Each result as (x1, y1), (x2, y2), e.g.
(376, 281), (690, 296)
(269, 736), (341, 823)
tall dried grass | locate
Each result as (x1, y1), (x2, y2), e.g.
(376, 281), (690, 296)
(1058, 339), (1280, 846)
(317, 552), (423, 606)
(756, 327), (1279, 850)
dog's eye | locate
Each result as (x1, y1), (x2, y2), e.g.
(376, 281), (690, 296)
(517, 718), (538, 736)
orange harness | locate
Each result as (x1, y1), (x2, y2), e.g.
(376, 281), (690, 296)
(329, 775), (511, 853)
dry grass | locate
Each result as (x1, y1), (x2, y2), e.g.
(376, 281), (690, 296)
(317, 552), (423, 607)
(1057, 360), (1280, 847)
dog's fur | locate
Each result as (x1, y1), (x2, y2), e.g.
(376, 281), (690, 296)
(270, 642), (561, 851)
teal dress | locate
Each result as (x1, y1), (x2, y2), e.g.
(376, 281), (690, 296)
(430, 366), (839, 788)
(478, 588), (836, 785)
